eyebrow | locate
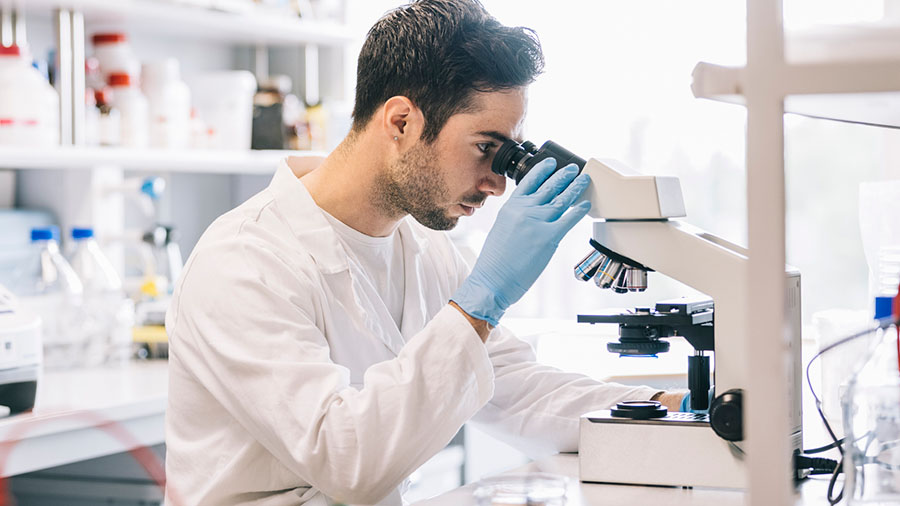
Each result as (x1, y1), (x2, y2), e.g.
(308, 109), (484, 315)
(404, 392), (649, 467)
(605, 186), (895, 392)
(476, 130), (520, 144)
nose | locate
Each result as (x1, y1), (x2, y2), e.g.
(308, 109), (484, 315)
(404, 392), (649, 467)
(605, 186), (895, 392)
(479, 170), (507, 197)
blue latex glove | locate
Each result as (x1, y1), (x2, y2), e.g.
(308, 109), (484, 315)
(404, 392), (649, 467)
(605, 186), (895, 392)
(681, 388), (715, 414)
(451, 158), (591, 326)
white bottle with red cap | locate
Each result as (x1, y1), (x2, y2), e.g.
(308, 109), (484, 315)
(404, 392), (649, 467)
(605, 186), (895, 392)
(0, 45), (60, 147)
(108, 72), (149, 148)
(91, 32), (140, 83)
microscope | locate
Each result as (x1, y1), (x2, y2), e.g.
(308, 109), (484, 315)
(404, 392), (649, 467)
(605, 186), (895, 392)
(492, 140), (803, 489)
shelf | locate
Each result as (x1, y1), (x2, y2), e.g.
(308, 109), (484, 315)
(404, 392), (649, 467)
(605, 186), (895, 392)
(691, 22), (900, 128)
(0, 146), (326, 174)
(5, 0), (355, 47)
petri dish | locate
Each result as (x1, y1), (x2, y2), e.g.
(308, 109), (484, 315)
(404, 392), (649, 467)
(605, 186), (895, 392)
(472, 472), (568, 506)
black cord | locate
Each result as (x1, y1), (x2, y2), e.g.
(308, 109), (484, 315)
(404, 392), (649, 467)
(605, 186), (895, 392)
(803, 316), (896, 506)
(804, 438), (845, 455)
(827, 455), (843, 505)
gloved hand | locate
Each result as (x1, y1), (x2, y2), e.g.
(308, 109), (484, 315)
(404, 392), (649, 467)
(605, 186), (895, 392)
(451, 158), (591, 326)
(680, 387), (715, 414)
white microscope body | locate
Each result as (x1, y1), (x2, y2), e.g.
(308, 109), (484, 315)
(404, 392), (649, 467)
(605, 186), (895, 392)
(575, 158), (802, 489)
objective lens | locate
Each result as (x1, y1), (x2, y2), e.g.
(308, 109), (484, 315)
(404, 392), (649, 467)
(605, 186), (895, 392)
(594, 258), (625, 289)
(612, 268), (629, 294)
(625, 268), (648, 292)
(574, 249), (606, 281)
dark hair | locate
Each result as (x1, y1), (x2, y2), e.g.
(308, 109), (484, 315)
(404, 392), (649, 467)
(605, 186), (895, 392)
(351, 0), (544, 143)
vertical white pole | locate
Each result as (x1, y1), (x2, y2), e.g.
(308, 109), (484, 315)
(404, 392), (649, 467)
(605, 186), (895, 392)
(745, 1), (794, 505)
(71, 10), (85, 146)
(54, 9), (73, 145)
(305, 44), (320, 105)
(0, 8), (12, 48)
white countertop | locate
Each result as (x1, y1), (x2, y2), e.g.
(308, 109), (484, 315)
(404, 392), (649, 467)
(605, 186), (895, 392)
(0, 361), (168, 477)
(415, 454), (834, 506)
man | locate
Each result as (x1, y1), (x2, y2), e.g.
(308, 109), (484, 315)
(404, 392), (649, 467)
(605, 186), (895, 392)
(164, 1), (686, 504)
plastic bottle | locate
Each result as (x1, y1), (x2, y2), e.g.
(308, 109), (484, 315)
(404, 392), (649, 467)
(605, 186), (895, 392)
(95, 88), (122, 147)
(190, 71), (257, 150)
(0, 45), (60, 147)
(874, 247), (900, 320)
(142, 59), (191, 149)
(19, 227), (85, 369)
(68, 228), (134, 365)
(848, 180), (900, 503)
(860, 181), (900, 319)
(842, 319), (900, 503)
(91, 32), (140, 83)
(84, 88), (101, 146)
(108, 72), (149, 148)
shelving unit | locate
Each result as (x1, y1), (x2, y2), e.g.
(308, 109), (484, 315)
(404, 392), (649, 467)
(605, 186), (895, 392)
(4, 0), (355, 46)
(690, 3), (900, 505)
(0, 146), (326, 174)
(1, 0), (357, 256)
(693, 21), (900, 128)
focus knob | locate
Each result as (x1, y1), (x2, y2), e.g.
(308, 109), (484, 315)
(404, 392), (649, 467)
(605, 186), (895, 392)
(710, 389), (743, 441)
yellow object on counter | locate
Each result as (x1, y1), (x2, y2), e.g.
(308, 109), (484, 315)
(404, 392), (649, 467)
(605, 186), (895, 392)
(133, 325), (167, 343)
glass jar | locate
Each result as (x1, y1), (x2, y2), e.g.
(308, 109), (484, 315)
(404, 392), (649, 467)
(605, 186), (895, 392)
(472, 473), (568, 506)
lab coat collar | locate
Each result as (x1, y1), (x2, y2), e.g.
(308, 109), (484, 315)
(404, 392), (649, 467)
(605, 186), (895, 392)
(268, 158), (432, 357)
(269, 159), (349, 274)
(268, 158), (430, 273)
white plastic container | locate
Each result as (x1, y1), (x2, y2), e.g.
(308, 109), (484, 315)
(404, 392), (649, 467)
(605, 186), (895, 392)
(91, 32), (140, 82)
(83, 88), (101, 146)
(190, 71), (257, 150)
(142, 59), (191, 149)
(0, 45), (60, 147)
(860, 181), (900, 318)
(108, 72), (149, 148)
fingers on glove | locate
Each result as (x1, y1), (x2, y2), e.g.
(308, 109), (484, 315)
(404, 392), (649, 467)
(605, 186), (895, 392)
(545, 173), (591, 219)
(554, 200), (591, 237)
(531, 163), (580, 204)
(512, 157), (558, 197)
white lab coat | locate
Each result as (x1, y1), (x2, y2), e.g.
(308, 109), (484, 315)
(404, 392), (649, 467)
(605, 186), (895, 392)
(164, 159), (659, 506)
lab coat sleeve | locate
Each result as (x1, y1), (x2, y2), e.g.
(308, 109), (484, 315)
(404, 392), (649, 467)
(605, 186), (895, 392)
(167, 238), (494, 505)
(470, 326), (661, 457)
(444, 235), (658, 457)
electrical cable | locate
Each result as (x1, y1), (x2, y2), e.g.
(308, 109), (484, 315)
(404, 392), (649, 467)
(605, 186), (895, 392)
(803, 438), (845, 455)
(803, 315), (896, 506)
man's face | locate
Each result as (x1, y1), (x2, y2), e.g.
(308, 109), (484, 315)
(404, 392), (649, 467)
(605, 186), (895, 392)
(374, 88), (527, 230)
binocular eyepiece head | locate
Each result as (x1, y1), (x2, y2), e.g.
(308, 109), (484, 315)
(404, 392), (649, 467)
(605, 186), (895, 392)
(491, 139), (587, 183)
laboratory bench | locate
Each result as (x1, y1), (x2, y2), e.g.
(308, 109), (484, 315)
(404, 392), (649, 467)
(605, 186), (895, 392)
(0, 360), (167, 478)
(415, 453), (835, 506)
(0, 320), (834, 504)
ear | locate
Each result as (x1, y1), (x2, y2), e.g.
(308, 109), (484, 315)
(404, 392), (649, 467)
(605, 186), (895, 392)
(381, 96), (424, 146)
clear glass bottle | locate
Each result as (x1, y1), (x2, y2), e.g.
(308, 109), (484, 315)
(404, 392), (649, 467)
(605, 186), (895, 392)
(68, 227), (133, 365)
(843, 321), (900, 504)
(19, 227), (86, 369)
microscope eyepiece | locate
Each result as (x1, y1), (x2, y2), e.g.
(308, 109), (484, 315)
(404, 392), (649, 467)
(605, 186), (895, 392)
(491, 139), (587, 183)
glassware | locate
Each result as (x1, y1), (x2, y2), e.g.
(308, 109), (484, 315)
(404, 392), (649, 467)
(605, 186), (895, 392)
(472, 473), (568, 506)
(843, 329), (900, 504)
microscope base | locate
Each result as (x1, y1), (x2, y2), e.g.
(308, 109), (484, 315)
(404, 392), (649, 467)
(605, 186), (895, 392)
(579, 410), (746, 489)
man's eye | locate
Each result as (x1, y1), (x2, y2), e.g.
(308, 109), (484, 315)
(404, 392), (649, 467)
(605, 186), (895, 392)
(477, 142), (495, 155)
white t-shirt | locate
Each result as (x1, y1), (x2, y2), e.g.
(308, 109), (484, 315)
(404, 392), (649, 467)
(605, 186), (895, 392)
(321, 210), (405, 328)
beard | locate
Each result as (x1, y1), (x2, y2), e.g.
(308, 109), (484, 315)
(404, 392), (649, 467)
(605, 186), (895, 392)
(373, 141), (484, 231)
